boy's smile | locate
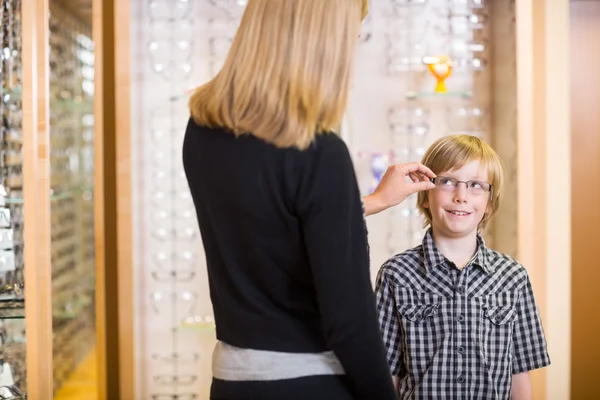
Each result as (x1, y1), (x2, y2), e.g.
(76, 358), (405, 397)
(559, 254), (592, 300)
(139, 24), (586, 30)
(424, 160), (491, 240)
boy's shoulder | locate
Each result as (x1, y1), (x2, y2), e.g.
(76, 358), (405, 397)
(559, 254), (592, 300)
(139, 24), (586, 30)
(383, 245), (424, 267)
(378, 245), (427, 284)
(485, 247), (527, 274)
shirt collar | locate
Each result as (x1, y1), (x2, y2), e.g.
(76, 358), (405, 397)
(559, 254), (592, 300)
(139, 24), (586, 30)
(422, 228), (493, 274)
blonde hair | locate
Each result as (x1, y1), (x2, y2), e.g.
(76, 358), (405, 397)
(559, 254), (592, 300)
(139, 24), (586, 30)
(417, 134), (504, 230)
(189, 0), (369, 150)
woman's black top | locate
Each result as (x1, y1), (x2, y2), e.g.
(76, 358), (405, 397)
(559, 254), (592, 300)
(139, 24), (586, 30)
(182, 119), (397, 399)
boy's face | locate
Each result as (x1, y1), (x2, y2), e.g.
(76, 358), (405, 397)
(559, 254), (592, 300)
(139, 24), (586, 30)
(424, 160), (491, 240)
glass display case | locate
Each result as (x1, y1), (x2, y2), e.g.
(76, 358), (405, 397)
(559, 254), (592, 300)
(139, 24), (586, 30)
(48, 1), (96, 397)
(0, 0), (98, 398)
(129, 1), (220, 398)
(1, 0), (26, 397)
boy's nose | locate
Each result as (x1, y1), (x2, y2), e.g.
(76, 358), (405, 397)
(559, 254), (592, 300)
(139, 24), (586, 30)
(453, 184), (468, 202)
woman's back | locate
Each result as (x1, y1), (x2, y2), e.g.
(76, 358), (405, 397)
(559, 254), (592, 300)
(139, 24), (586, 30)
(183, 119), (398, 399)
(183, 120), (339, 353)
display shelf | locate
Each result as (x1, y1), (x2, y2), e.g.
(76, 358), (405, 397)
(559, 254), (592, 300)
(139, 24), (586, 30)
(179, 317), (216, 332)
(4, 186), (93, 205)
(45, 0), (97, 395)
(405, 90), (472, 100)
(0, 293), (24, 319)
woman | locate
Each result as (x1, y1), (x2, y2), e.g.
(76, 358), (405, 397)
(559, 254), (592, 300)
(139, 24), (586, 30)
(183, 1), (435, 399)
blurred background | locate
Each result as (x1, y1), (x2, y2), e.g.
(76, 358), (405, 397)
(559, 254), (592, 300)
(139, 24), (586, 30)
(0, 0), (596, 398)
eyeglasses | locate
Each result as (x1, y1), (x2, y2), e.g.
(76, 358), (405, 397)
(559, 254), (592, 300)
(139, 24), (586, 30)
(151, 394), (197, 400)
(154, 374), (197, 385)
(447, 0), (486, 8)
(359, 14), (373, 43)
(148, 0), (193, 21)
(152, 250), (198, 267)
(0, 282), (23, 297)
(150, 291), (198, 315)
(152, 270), (196, 282)
(152, 352), (200, 364)
(392, 0), (428, 6)
(431, 176), (492, 194)
(0, 384), (24, 399)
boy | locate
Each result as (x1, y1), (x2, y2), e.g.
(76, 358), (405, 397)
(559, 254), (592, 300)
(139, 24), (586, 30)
(375, 135), (550, 399)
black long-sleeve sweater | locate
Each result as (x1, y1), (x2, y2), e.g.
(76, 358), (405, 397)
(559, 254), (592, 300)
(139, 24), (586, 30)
(182, 118), (397, 400)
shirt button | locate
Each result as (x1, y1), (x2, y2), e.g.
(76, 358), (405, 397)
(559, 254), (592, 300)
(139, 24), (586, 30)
(456, 286), (465, 294)
(457, 375), (465, 384)
(457, 314), (465, 323)
(457, 346), (465, 354)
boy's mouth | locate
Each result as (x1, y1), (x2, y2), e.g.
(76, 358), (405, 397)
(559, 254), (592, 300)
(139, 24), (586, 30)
(446, 210), (472, 216)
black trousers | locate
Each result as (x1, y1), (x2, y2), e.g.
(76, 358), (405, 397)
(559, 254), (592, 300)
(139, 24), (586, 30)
(210, 375), (355, 400)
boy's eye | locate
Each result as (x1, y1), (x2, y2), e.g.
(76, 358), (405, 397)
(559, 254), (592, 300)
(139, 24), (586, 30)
(440, 178), (454, 186)
(469, 181), (483, 189)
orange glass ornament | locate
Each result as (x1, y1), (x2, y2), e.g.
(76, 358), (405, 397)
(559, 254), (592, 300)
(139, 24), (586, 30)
(423, 55), (453, 93)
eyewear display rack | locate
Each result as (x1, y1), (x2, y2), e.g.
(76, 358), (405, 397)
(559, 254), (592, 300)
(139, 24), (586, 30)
(0, 0), (101, 399)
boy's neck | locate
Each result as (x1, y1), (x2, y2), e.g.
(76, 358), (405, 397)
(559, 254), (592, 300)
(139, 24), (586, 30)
(431, 229), (479, 269)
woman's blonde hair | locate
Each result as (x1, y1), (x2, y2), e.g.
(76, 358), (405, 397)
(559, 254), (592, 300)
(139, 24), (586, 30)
(417, 134), (504, 231)
(189, 0), (369, 150)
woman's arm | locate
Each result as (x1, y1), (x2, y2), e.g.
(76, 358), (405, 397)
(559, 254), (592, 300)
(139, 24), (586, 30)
(297, 135), (398, 400)
(363, 162), (436, 216)
(511, 372), (532, 400)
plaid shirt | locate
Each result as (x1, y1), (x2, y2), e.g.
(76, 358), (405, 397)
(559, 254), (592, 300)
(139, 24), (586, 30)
(375, 229), (550, 399)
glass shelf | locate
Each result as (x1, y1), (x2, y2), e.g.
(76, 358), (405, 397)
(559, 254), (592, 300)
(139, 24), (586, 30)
(405, 91), (472, 100)
(179, 317), (216, 332)
(1, 86), (22, 103)
(0, 294), (25, 320)
(50, 98), (94, 113)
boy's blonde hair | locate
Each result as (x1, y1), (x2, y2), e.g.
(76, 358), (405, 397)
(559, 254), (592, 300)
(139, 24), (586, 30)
(189, 0), (369, 150)
(417, 134), (504, 230)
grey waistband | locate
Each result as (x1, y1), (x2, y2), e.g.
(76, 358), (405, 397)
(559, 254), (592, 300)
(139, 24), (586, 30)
(212, 341), (345, 381)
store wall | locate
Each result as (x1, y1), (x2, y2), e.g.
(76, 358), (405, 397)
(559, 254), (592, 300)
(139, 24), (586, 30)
(570, 1), (600, 397)
(515, 0), (571, 397)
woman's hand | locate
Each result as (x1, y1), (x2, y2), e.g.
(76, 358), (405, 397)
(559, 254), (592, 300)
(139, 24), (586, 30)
(363, 162), (436, 216)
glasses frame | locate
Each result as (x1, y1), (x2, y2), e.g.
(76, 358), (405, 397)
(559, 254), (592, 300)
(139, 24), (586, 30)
(431, 176), (493, 194)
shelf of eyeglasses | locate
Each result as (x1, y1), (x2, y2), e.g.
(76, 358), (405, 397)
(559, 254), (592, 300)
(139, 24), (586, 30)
(0, 385), (25, 400)
(405, 91), (472, 100)
(53, 336), (94, 364)
(52, 262), (95, 286)
(52, 260), (95, 285)
(386, 59), (488, 77)
(0, 85), (22, 103)
(0, 287), (24, 320)
(48, 97), (93, 113)
(3, 185), (93, 205)
(52, 312), (94, 344)
(52, 295), (93, 321)
(390, 0), (486, 8)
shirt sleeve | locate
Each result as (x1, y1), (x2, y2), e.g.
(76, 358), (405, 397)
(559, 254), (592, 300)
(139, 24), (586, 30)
(375, 268), (405, 376)
(297, 134), (397, 400)
(511, 273), (551, 374)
